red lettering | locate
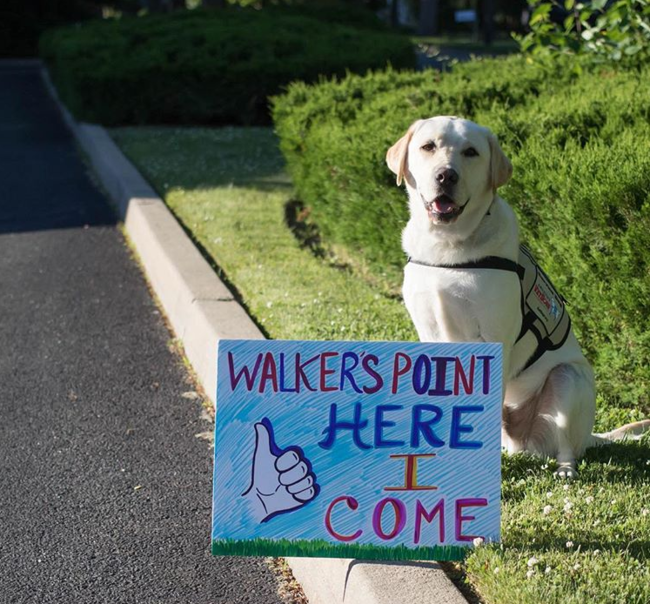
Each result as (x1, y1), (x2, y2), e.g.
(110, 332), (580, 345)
(455, 498), (488, 542)
(453, 356), (475, 396)
(372, 497), (407, 541)
(319, 352), (339, 392)
(325, 496), (363, 542)
(391, 353), (412, 394)
(258, 353), (278, 393)
(414, 499), (445, 544)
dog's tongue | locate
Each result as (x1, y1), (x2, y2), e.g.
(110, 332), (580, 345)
(433, 198), (456, 214)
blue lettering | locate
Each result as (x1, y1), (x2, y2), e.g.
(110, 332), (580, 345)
(374, 405), (405, 448)
(450, 405), (484, 449)
(411, 404), (445, 447)
(318, 402), (372, 450)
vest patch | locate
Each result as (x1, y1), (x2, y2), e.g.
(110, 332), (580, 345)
(517, 245), (571, 356)
(406, 245), (573, 371)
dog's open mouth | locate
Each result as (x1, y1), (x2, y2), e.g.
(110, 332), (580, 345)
(424, 195), (467, 223)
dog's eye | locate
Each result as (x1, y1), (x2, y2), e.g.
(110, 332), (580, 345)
(463, 147), (479, 157)
(421, 142), (436, 152)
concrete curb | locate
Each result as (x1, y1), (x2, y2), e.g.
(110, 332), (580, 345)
(41, 65), (468, 604)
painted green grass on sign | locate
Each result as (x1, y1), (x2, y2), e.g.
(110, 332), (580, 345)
(111, 126), (650, 604)
(212, 538), (467, 561)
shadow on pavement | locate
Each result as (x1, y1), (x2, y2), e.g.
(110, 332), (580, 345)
(0, 62), (116, 234)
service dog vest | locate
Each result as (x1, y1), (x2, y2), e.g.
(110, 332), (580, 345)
(407, 245), (571, 372)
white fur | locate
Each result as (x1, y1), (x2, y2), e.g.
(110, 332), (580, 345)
(390, 116), (597, 477)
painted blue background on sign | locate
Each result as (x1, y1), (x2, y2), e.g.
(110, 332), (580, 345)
(212, 340), (502, 553)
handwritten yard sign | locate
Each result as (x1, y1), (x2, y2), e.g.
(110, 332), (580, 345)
(211, 340), (502, 561)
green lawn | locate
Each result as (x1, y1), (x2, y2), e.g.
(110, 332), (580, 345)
(112, 126), (650, 604)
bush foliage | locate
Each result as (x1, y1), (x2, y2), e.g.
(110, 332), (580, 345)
(40, 7), (415, 125)
(272, 56), (650, 419)
(517, 0), (650, 67)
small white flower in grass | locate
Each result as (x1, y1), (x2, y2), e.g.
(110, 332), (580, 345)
(545, 566), (552, 574)
(573, 563), (581, 571)
(563, 484), (570, 491)
(564, 497), (571, 504)
(594, 519), (601, 527)
(585, 496), (594, 504)
(541, 463), (548, 470)
(611, 499), (616, 505)
(642, 508), (649, 517)
(546, 491), (554, 499)
(266, 302), (273, 309)
(646, 460), (650, 466)
(472, 537), (484, 547)
(340, 326), (346, 332)
(543, 505), (553, 515)
(564, 502), (573, 512)
(493, 567), (500, 575)
(566, 541), (574, 549)
(593, 549), (601, 556)
(526, 569), (535, 579)
(527, 557), (539, 568)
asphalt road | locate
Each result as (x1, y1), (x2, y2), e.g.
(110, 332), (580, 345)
(0, 62), (287, 604)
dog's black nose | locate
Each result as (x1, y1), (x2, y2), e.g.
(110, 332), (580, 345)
(435, 167), (459, 185)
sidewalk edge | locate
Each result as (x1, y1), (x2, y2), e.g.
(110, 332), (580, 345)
(41, 65), (468, 604)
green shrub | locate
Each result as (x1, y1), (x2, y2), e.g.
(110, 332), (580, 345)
(272, 57), (650, 418)
(261, 1), (388, 31)
(517, 0), (650, 68)
(39, 7), (415, 125)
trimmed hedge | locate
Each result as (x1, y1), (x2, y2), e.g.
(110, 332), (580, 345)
(39, 7), (415, 125)
(273, 57), (650, 419)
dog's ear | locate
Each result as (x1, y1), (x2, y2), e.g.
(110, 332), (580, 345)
(386, 120), (421, 186)
(488, 132), (513, 192)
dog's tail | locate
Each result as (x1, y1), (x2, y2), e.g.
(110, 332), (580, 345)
(589, 419), (650, 448)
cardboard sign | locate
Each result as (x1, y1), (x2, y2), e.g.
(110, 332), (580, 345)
(211, 340), (502, 561)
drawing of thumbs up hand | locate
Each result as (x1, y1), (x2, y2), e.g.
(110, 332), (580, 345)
(242, 418), (319, 523)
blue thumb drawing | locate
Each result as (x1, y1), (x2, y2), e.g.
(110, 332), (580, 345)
(242, 417), (320, 523)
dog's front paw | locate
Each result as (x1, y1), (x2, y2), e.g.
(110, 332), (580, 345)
(554, 464), (578, 480)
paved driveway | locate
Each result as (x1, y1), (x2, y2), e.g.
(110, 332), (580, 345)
(0, 62), (285, 604)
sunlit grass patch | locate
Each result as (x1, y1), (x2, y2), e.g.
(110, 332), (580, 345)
(112, 126), (650, 604)
(111, 126), (416, 342)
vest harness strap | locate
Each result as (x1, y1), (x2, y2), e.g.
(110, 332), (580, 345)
(407, 245), (572, 372)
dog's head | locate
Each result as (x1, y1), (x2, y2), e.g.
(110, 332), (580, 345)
(386, 116), (512, 232)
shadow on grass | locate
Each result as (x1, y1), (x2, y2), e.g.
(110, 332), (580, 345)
(111, 126), (293, 193)
(517, 532), (650, 562)
(501, 439), (650, 560)
(283, 198), (404, 300)
(503, 440), (650, 485)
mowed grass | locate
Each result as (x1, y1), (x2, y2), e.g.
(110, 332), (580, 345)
(111, 126), (416, 342)
(111, 126), (650, 604)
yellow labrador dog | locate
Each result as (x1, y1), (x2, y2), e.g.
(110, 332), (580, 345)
(387, 116), (649, 478)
